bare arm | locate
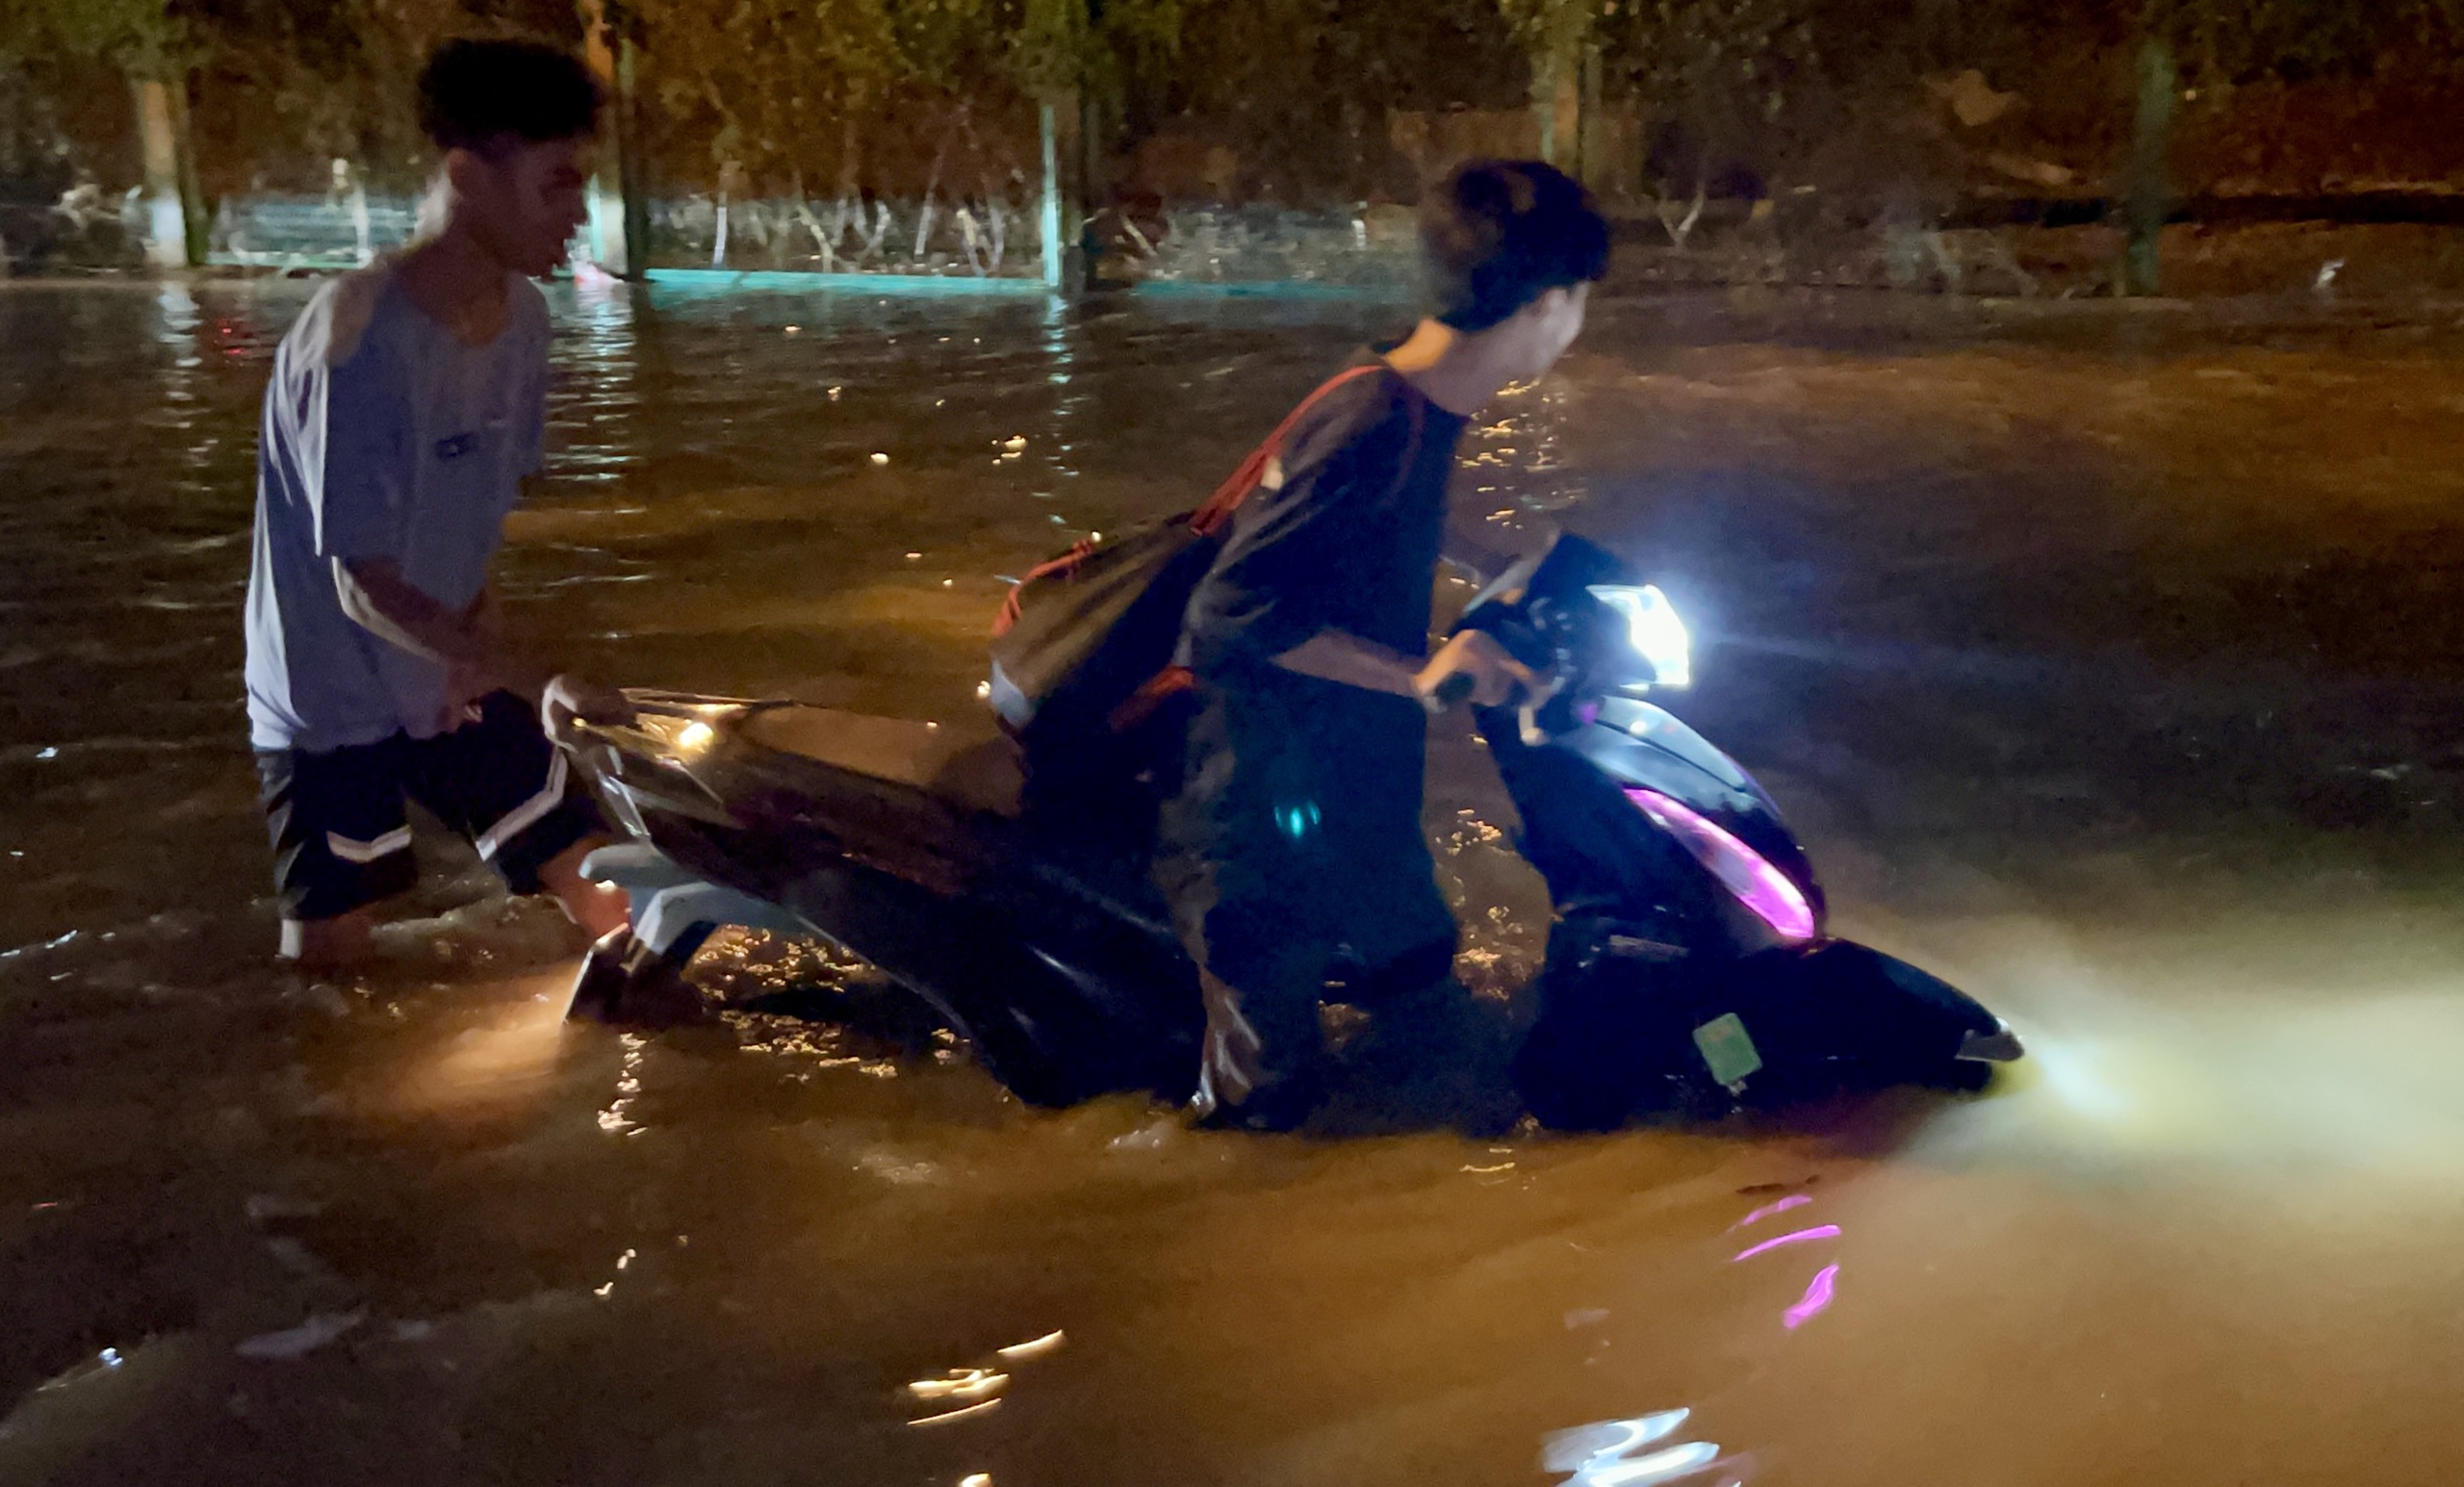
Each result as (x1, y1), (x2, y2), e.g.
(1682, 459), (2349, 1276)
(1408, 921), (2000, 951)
(334, 558), (551, 702)
(337, 559), (631, 729)
(1271, 630), (1423, 698)
(1273, 627), (1533, 708)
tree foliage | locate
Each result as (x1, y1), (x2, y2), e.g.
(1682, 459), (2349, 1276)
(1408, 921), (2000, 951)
(2145, 0), (2464, 85)
(0, 0), (186, 74)
(1608, 0), (1818, 121)
(8, 0), (2464, 205)
(1009, 0), (1188, 102)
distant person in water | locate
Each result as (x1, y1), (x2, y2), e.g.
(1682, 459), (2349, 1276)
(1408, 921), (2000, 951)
(243, 38), (633, 970)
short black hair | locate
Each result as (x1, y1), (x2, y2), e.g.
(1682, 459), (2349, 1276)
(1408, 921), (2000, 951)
(1421, 160), (1611, 331)
(417, 38), (602, 153)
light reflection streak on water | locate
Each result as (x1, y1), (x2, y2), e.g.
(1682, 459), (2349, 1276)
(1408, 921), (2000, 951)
(392, 971), (576, 1118)
(905, 1329), (1065, 1431)
(600, 1032), (647, 1135)
(1039, 298), (1084, 495)
(1784, 1264), (1840, 1331)
(151, 280), (224, 502)
(1040, 294), (1075, 388)
(994, 1328), (1065, 1361)
(1730, 1224), (1841, 1263)
(1730, 1193), (1812, 1229)
(552, 280), (640, 488)
(1545, 1411), (1732, 1487)
(909, 1367), (1008, 1403)
(1549, 1186), (1840, 1486)
(909, 1397), (1003, 1428)
(154, 280), (201, 387)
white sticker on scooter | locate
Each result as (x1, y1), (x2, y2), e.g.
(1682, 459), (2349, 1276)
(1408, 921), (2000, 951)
(1693, 1013), (1764, 1090)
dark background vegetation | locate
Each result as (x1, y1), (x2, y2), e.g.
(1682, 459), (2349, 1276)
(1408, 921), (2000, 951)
(3, 1), (2460, 208)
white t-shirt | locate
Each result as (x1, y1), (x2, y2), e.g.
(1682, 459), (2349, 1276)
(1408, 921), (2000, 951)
(243, 262), (551, 753)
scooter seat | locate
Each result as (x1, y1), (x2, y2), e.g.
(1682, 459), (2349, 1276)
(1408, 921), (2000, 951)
(735, 705), (1024, 819)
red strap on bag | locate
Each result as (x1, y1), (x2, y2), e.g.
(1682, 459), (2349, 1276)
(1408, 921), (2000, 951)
(992, 363), (1394, 637)
(1105, 662), (1199, 734)
(1188, 362), (1392, 536)
(1104, 369), (1429, 736)
(993, 537), (1095, 635)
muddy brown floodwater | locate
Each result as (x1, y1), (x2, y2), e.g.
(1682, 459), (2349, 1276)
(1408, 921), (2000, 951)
(7, 277), (2464, 1486)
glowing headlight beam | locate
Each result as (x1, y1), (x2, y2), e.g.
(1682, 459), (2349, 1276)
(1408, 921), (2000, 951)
(1588, 584), (1692, 689)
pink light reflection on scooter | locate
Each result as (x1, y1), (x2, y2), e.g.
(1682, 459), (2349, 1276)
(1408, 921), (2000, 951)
(1622, 789), (1816, 942)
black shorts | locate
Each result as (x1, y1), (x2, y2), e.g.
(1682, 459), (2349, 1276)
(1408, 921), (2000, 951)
(256, 691), (606, 922)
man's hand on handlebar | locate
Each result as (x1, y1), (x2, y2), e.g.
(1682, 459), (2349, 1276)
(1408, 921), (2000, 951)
(542, 673), (637, 740)
(1416, 629), (1541, 712)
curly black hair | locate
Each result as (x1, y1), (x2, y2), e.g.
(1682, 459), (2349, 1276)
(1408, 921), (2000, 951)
(416, 38), (603, 153)
(1421, 161), (1611, 331)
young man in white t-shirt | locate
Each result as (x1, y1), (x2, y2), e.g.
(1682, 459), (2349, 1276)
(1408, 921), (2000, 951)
(244, 39), (632, 970)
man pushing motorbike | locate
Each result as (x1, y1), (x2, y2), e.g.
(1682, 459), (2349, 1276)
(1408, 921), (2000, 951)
(1159, 160), (1610, 1130)
(244, 39), (632, 970)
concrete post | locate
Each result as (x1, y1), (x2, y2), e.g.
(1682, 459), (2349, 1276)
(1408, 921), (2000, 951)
(1040, 102), (1064, 289)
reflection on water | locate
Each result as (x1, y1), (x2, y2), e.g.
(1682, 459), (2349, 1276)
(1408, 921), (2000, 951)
(1545, 1410), (1735, 1487)
(7, 281), (2464, 1483)
(554, 275), (642, 488)
(389, 970), (580, 1120)
(1782, 1265), (1838, 1331)
(1730, 1223), (1839, 1263)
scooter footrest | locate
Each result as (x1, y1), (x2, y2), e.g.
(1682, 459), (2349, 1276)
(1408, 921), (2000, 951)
(578, 841), (700, 892)
(634, 879), (809, 959)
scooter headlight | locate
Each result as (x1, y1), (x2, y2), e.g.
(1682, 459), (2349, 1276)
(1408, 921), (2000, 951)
(632, 712), (719, 758)
(1589, 584), (1691, 690)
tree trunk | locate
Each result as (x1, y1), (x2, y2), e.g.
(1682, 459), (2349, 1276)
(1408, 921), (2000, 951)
(1534, 45), (1580, 167)
(2121, 35), (2175, 296)
(133, 76), (203, 269)
(1578, 46), (1605, 191)
(171, 81), (207, 267)
(915, 126), (952, 262)
(577, 0), (640, 276)
(617, 38), (650, 277)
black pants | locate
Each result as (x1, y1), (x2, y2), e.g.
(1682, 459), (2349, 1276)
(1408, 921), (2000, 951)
(1156, 671), (1459, 1122)
(256, 691), (605, 921)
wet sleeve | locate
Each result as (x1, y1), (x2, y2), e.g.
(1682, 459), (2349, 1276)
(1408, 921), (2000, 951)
(307, 343), (414, 564)
(1181, 417), (1399, 672)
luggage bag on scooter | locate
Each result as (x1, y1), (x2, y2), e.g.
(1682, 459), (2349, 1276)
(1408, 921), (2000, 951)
(987, 364), (1392, 768)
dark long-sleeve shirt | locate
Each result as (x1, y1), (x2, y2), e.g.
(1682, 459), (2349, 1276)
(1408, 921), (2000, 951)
(1176, 361), (1470, 679)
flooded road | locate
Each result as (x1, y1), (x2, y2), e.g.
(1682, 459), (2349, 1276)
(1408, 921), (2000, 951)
(6, 277), (2464, 1485)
